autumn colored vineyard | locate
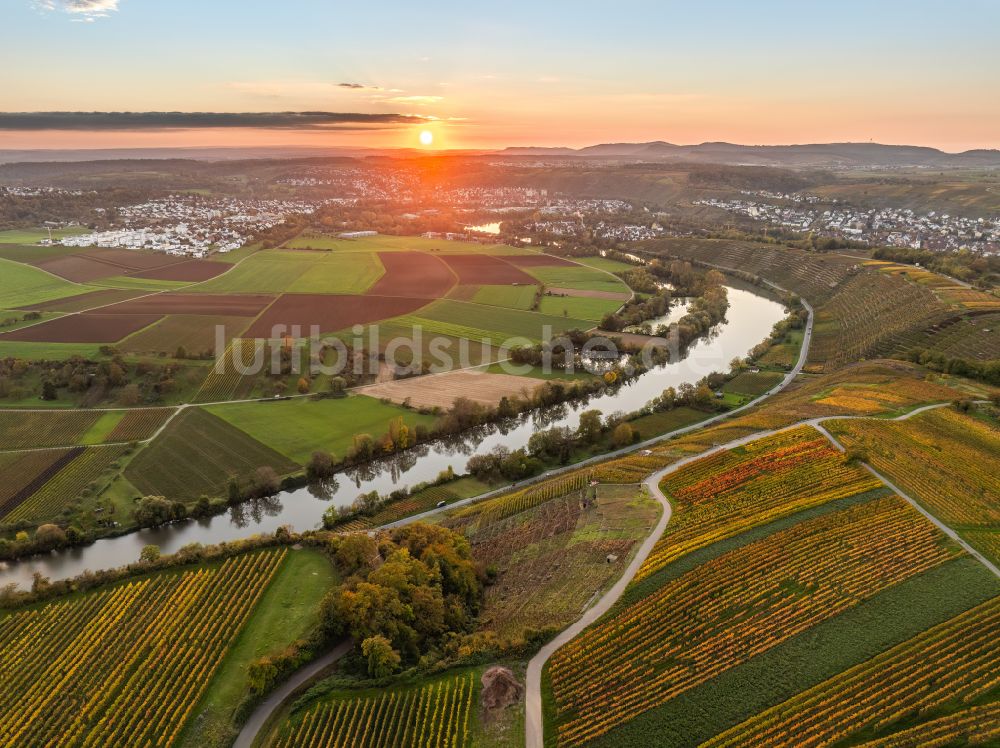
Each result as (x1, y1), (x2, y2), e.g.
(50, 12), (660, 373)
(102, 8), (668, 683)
(0, 548), (286, 746)
(827, 407), (1000, 526)
(636, 426), (883, 582)
(272, 671), (475, 748)
(3, 445), (127, 523)
(546, 497), (958, 746)
(448, 472), (590, 533)
(703, 595), (1000, 748)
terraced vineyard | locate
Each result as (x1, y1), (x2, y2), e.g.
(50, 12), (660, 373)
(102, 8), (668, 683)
(446, 472), (591, 533)
(703, 595), (1000, 748)
(194, 339), (264, 402)
(546, 496), (960, 746)
(637, 426), (883, 582)
(0, 548), (286, 746)
(272, 671), (476, 748)
(827, 407), (1000, 526)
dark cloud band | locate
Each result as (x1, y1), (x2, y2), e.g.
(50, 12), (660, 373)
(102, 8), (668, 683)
(0, 111), (424, 131)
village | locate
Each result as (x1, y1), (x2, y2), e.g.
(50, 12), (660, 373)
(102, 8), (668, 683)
(697, 191), (1000, 254)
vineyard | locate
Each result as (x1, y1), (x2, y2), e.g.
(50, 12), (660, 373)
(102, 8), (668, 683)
(703, 595), (1000, 748)
(636, 426), (883, 582)
(965, 531), (1000, 566)
(125, 407), (298, 501)
(0, 548), (286, 746)
(3, 445), (127, 523)
(646, 238), (856, 305)
(546, 496), (958, 746)
(446, 472), (591, 533)
(827, 407), (1000, 526)
(808, 270), (950, 371)
(194, 339), (263, 402)
(0, 409), (100, 449)
(105, 407), (175, 442)
(272, 670), (476, 748)
(0, 448), (78, 517)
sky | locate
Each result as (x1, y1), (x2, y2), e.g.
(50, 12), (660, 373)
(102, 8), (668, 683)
(2, 0), (998, 152)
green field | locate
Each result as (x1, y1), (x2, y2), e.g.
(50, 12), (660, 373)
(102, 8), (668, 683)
(206, 394), (438, 464)
(538, 294), (622, 321)
(180, 548), (337, 748)
(92, 275), (191, 291)
(0, 228), (89, 244)
(125, 407), (300, 500)
(472, 284), (540, 310)
(395, 298), (594, 345)
(281, 232), (532, 255)
(0, 257), (95, 308)
(525, 265), (631, 294)
(79, 411), (127, 444)
(722, 370), (786, 397)
(190, 249), (383, 294)
(575, 256), (636, 273)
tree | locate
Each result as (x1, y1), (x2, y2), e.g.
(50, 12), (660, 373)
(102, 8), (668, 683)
(40, 381), (58, 401)
(329, 376), (347, 398)
(118, 383), (141, 407)
(134, 496), (174, 527)
(297, 376), (311, 394)
(361, 634), (402, 678)
(576, 409), (603, 444)
(140, 544), (161, 563)
(245, 466), (280, 499)
(333, 533), (379, 576)
(35, 524), (67, 548)
(612, 422), (636, 448)
(307, 451), (337, 481)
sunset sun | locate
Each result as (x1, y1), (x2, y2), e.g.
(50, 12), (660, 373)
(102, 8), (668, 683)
(419, 130), (434, 146)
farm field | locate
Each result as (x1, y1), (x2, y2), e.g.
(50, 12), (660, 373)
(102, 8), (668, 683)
(0, 257), (96, 309)
(721, 369), (785, 397)
(0, 311), (163, 343)
(524, 265), (631, 294)
(357, 369), (551, 410)
(205, 395), (437, 464)
(826, 406), (1000, 527)
(537, 293), (622, 321)
(439, 254), (538, 285)
(464, 484), (660, 638)
(125, 407), (299, 501)
(0, 227), (89, 244)
(368, 251), (457, 297)
(280, 232), (532, 255)
(545, 495), (963, 747)
(470, 283), (540, 310)
(0, 548), (288, 746)
(0, 448), (79, 518)
(178, 548), (337, 748)
(270, 669), (477, 748)
(244, 293), (428, 338)
(16, 288), (145, 313)
(189, 249), (383, 294)
(573, 256), (636, 274)
(394, 299), (593, 345)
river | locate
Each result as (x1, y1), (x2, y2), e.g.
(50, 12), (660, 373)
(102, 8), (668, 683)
(0, 286), (785, 589)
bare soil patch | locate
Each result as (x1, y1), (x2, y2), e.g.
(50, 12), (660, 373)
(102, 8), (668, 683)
(358, 369), (549, 410)
(15, 289), (145, 312)
(103, 293), (274, 316)
(245, 293), (429, 338)
(367, 251), (456, 298)
(441, 254), (537, 285)
(0, 313), (163, 343)
(35, 254), (120, 282)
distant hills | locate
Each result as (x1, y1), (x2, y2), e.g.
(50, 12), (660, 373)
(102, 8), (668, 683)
(500, 141), (1000, 168)
(2, 141), (998, 169)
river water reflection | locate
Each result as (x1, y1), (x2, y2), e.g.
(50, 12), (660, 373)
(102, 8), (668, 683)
(0, 286), (785, 589)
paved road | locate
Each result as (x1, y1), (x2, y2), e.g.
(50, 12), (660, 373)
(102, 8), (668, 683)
(232, 639), (352, 748)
